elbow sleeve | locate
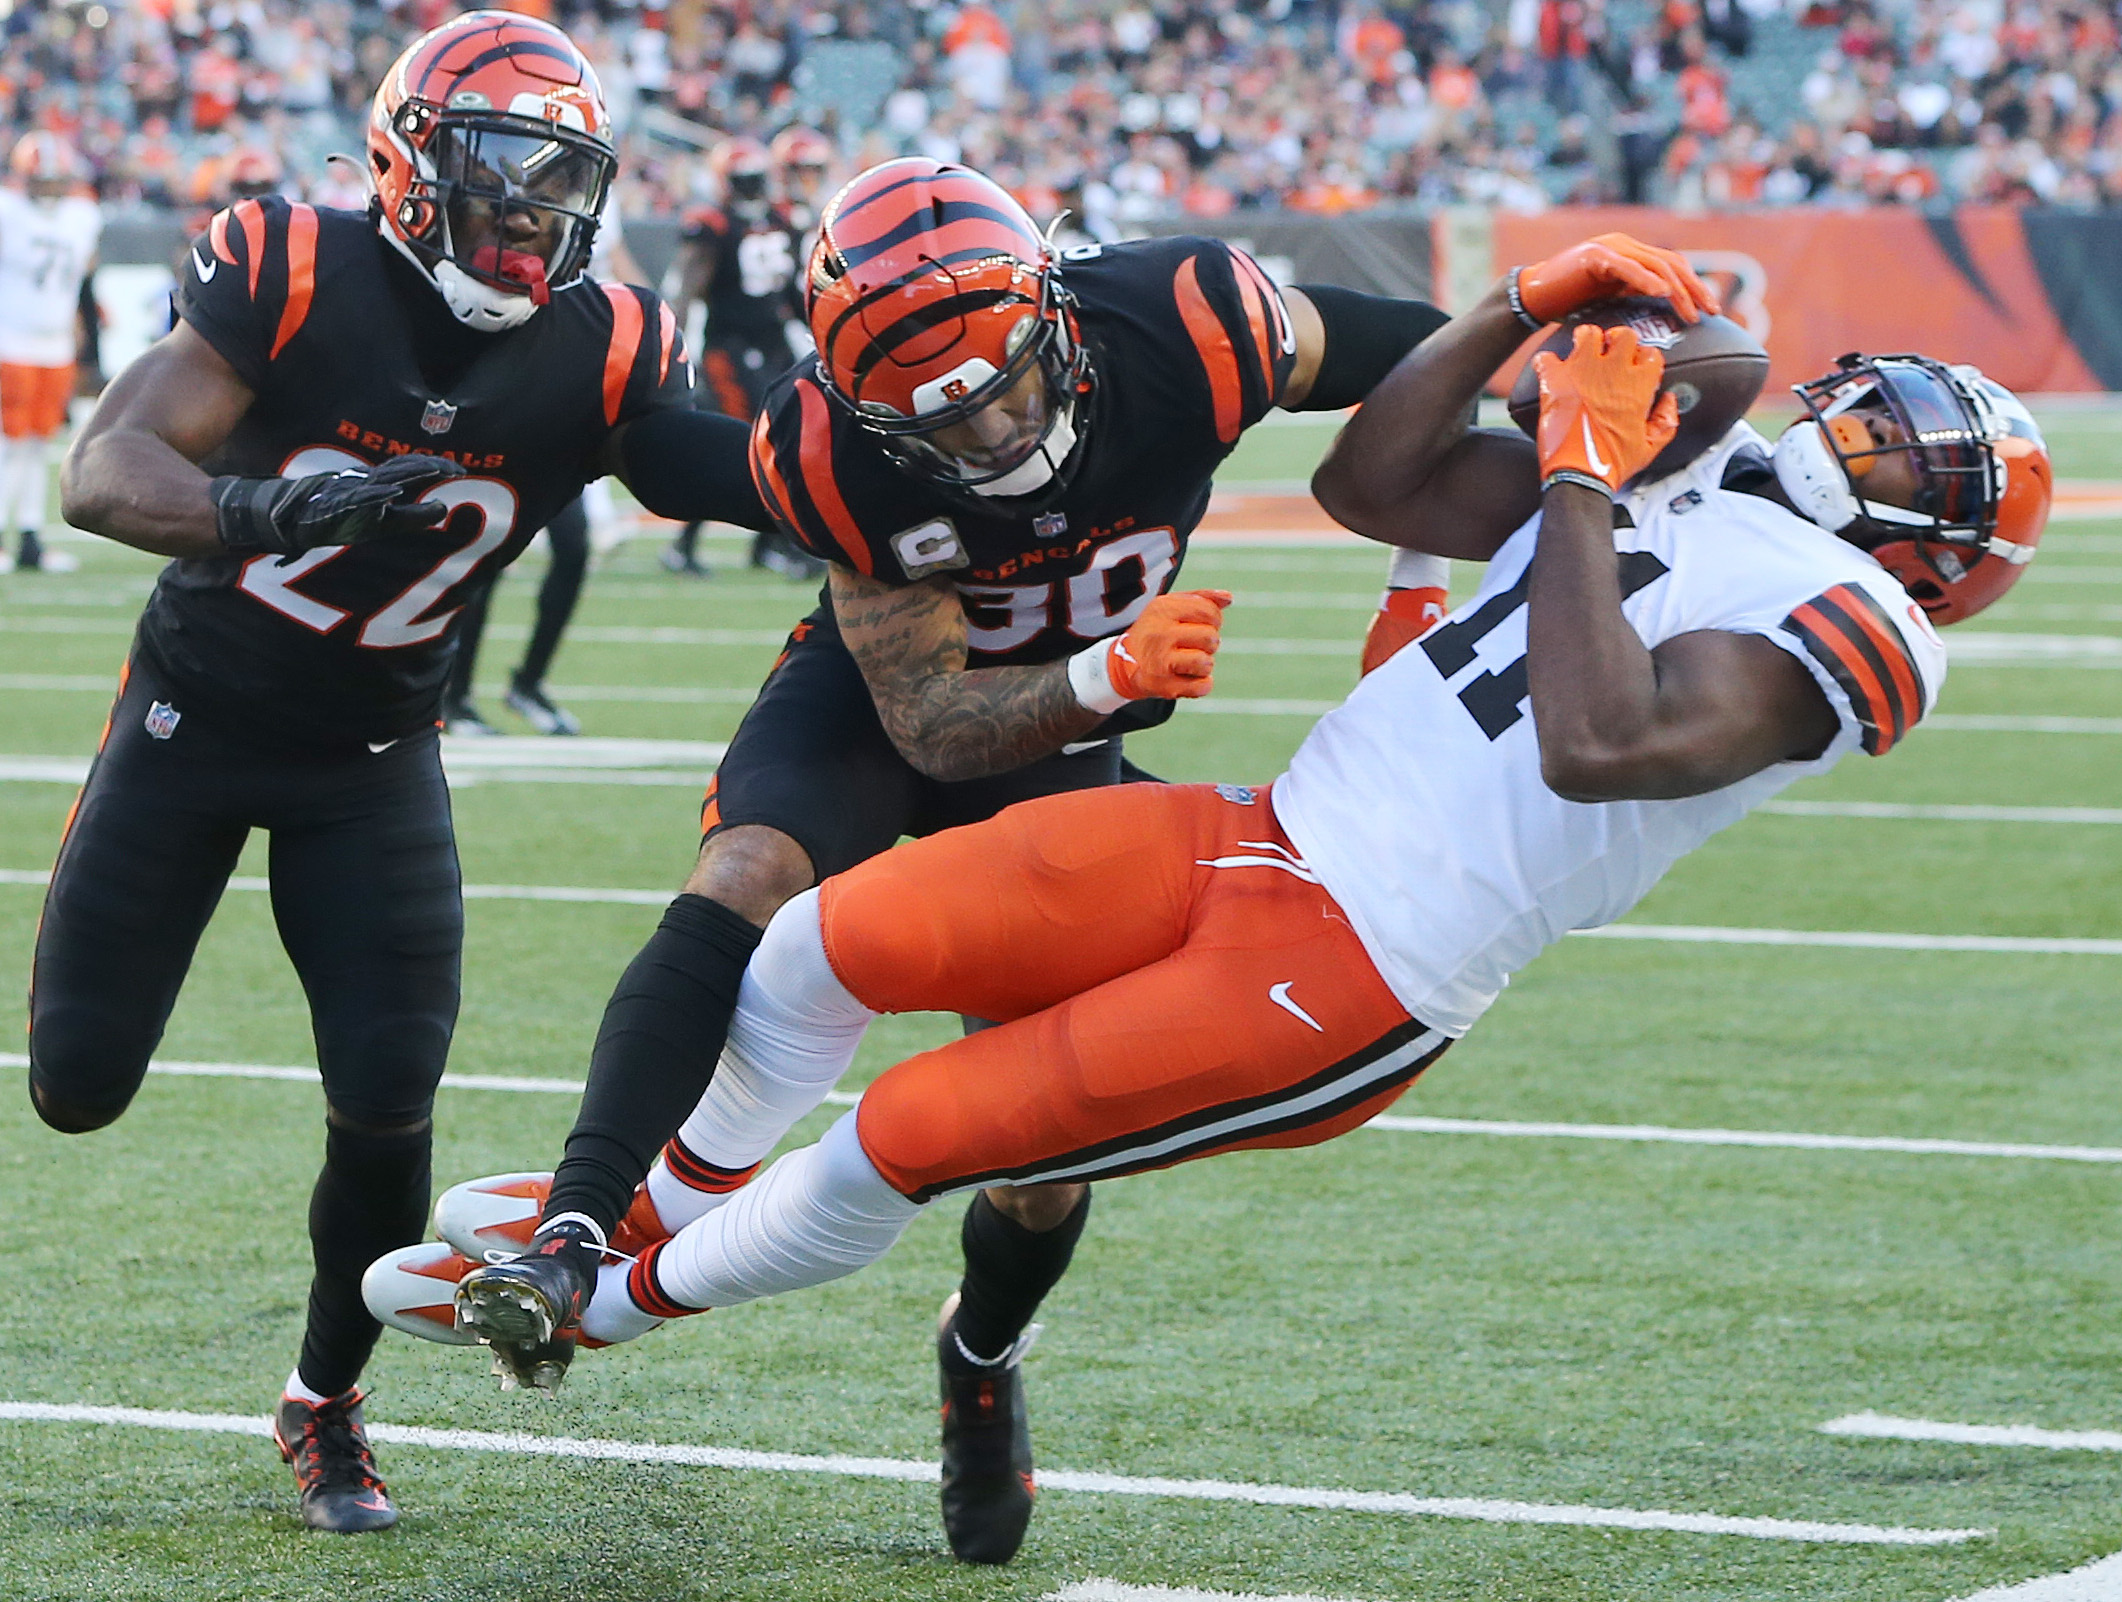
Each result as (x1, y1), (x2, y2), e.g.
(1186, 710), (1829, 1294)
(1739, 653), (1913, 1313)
(1290, 285), (1451, 412)
(618, 408), (775, 532)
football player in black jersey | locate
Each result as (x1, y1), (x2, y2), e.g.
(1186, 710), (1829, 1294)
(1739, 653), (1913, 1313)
(30, 12), (766, 1533)
(450, 158), (1454, 1564)
(662, 135), (819, 580)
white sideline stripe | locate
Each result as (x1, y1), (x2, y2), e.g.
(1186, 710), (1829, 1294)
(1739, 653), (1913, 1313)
(1822, 1414), (2122, 1453)
(3, 870), (2116, 954)
(13, 1053), (2110, 1166)
(0, 1052), (863, 1107)
(1949, 633), (2122, 662)
(1925, 714), (2122, 734)
(1758, 800), (2122, 825)
(1047, 1587), (1337, 1602)
(1953, 1554), (2122, 1600)
(1577, 924), (2122, 956)
(0, 757), (714, 790)
(0, 1402), (1985, 1544)
(1369, 1116), (2122, 1165)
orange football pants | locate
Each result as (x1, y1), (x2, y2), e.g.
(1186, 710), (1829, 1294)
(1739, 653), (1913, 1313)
(0, 362), (73, 437)
(823, 782), (1450, 1202)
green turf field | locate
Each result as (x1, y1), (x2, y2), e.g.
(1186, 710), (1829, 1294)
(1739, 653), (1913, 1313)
(1, 408), (2119, 1602)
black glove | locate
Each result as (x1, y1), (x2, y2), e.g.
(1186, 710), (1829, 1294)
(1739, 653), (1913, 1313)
(212, 453), (468, 557)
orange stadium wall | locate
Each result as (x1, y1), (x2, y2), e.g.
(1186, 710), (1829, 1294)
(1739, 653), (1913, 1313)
(1484, 208), (2118, 395)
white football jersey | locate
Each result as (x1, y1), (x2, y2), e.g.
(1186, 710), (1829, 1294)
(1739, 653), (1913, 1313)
(1272, 425), (1948, 1036)
(0, 188), (101, 365)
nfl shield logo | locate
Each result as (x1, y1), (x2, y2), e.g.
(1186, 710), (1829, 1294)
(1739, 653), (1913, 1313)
(1033, 512), (1068, 538)
(420, 399), (458, 436)
(144, 702), (181, 740)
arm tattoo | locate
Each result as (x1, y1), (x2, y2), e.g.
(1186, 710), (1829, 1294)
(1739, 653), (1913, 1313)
(831, 567), (1107, 782)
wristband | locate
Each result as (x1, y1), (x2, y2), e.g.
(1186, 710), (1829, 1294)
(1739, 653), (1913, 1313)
(1066, 638), (1130, 715)
(1541, 468), (1617, 497)
(211, 474), (292, 556)
(1505, 267), (1543, 332)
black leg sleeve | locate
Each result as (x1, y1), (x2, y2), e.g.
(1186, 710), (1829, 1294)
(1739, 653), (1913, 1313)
(543, 893), (764, 1233)
(447, 577), (497, 706)
(950, 1189), (1094, 1366)
(299, 1119), (432, 1398)
(517, 497), (590, 688)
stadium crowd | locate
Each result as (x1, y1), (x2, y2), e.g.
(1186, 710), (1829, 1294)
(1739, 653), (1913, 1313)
(1, 0), (2119, 222)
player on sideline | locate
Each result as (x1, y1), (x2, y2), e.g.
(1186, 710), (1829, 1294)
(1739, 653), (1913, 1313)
(29, 12), (768, 1533)
(0, 132), (102, 573)
(373, 251), (2052, 1563)
(437, 156), (1459, 1563)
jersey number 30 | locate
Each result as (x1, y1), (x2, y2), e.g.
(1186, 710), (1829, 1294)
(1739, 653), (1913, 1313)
(237, 445), (516, 648)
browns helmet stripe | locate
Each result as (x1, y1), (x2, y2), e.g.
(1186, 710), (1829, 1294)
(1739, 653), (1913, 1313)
(599, 283), (644, 427)
(661, 1135), (759, 1194)
(233, 200), (266, 297)
(1785, 585), (1918, 754)
(1174, 254), (1243, 444)
(794, 379), (874, 573)
(270, 204), (319, 360)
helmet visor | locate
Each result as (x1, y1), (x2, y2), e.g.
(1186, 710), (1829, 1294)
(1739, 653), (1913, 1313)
(1871, 361), (1987, 526)
(431, 121), (612, 289)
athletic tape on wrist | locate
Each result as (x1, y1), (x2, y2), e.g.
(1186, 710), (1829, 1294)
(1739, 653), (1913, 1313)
(1384, 547), (1450, 591)
(1067, 638), (1130, 715)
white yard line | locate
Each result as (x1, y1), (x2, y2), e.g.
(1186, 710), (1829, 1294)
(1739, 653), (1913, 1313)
(0, 868), (672, 904)
(1952, 1554), (2122, 1600)
(1757, 800), (2122, 825)
(1048, 1583), (1370, 1602)
(1821, 1414), (2122, 1452)
(10, 1054), (2111, 1166)
(0, 1401), (1985, 1545)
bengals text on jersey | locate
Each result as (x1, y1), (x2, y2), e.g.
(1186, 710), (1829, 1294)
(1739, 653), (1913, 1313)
(149, 195), (690, 747)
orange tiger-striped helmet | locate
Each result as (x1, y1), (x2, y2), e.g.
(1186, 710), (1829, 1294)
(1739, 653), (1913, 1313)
(708, 135), (773, 211)
(369, 11), (615, 331)
(806, 157), (1089, 503)
(769, 125), (834, 215)
(1776, 354), (2051, 625)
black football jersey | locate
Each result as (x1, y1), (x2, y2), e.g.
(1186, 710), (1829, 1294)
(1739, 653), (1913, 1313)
(143, 197), (692, 747)
(751, 235), (1299, 669)
(684, 202), (804, 349)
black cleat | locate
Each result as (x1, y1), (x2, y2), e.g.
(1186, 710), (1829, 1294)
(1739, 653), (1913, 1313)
(455, 1225), (598, 1396)
(661, 543), (711, 577)
(274, 1389), (398, 1533)
(937, 1293), (1038, 1564)
(442, 696), (499, 737)
(505, 676), (580, 736)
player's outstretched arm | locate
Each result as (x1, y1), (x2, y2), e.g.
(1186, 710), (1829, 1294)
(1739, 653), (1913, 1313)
(1527, 327), (1837, 801)
(831, 567), (1230, 783)
(60, 321), (254, 558)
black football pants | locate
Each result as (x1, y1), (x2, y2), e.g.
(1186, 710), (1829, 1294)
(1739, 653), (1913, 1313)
(28, 655), (461, 1396)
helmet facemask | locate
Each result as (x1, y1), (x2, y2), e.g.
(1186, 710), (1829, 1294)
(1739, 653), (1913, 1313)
(383, 106), (613, 331)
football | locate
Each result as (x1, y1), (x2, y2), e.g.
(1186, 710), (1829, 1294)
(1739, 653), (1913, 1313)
(1506, 296), (1771, 484)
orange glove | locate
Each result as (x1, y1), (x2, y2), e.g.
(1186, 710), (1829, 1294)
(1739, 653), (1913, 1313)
(1512, 233), (1720, 327)
(1359, 585), (1448, 676)
(1533, 324), (1680, 493)
(1069, 589), (1232, 711)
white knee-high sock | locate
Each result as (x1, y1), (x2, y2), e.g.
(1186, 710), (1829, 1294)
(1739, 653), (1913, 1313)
(644, 888), (875, 1233)
(0, 439), (22, 540)
(12, 436), (49, 534)
(650, 1111), (923, 1313)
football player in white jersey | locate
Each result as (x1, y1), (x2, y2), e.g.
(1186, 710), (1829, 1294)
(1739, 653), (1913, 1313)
(370, 233), (2051, 1555)
(0, 133), (101, 573)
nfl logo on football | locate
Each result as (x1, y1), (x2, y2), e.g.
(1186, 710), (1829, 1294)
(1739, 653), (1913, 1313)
(144, 701), (181, 740)
(420, 399), (458, 436)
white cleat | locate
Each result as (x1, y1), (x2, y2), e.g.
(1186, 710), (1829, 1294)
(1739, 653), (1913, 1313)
(432, 1171), (552, 1260)
(362, 1242), (485, 1346)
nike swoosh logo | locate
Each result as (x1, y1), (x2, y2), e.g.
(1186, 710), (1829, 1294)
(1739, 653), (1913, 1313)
(367, 739), (399, 754)
(1268, 981), (1323, 1032)
(191, 247), (217, 283)
(1580, 417), (1612, 481)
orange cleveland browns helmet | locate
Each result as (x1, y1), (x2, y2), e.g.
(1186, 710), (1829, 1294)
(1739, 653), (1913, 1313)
(368, 10), (615, 331)
(10, 132), (83, 204)
(806, 157), (1089, 503)
(1773, 354), (2050, 625)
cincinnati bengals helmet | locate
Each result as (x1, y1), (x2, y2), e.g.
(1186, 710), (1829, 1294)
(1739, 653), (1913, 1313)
(1774, 354), (2051, 625)
(10, 132), (83, 206)
(368, 10), (615, 332)
(807, 157), (1090, 504)
(709, 135), (772, 212)
(769, 125), (833, 213)
(223, 145), (284, 202)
